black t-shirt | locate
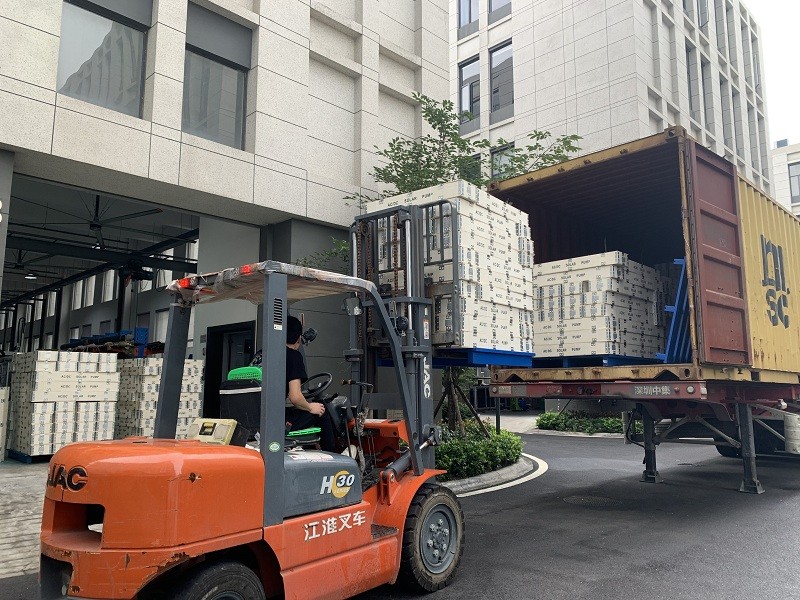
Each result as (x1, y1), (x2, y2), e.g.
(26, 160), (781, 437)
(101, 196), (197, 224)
(286, 347), (307, 398)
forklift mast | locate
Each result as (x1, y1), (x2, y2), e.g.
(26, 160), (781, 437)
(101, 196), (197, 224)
(350, 205), (435, 469)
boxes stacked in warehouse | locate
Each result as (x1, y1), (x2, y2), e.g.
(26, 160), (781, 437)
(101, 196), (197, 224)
(366, 180), (535, 354)
(531, 252), (667, 358)
(7, 351), (119, 457)
(115, 358), (203, 439)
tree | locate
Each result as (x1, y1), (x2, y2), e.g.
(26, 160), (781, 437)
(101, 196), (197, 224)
(362, 93), (580, 198)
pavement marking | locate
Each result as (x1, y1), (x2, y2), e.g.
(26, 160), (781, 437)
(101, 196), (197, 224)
(457, 453), (548, 498)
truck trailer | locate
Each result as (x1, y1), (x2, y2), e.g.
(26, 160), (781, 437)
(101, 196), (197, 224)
(488, 127), (800, 493)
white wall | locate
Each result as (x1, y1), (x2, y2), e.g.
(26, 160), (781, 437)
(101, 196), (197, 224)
(192, 217), (261, 360)
(0, 0), (449, 229)
(770, 142), (800, 214)
(451, 0), (772, 190)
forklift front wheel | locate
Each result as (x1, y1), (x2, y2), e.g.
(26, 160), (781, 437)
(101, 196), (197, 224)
(171, 560), (266, 600)
(399, 483), (464, 592)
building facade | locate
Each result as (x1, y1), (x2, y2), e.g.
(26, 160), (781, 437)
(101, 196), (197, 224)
(0, 0), (447, 390)
(770, 140), (800, 216)
(451, 0), (771, 190)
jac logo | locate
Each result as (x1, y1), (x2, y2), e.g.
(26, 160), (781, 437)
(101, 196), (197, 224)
(47, 464), (88, 492)
(422, 357), (431, 400)
(761, 235), (790, 328)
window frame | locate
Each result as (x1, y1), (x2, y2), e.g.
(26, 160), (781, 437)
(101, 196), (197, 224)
(58, 0), (149, 118)
(182, 45), (249, 150)
(789, 162), (800, 206)
(459, 0), (479, 29)
(459, 57), (481, 119)
(491, 143), (515, 178)
(489, 41), (514, 122)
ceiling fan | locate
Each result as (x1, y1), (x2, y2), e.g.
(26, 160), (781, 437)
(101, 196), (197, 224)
(4, 250), (84, 281)
(86, 195), (163, 249)
(14, 194), (166, 249)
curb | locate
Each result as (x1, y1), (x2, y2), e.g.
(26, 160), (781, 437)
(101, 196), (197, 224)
(441, 454), (538, 495)
(525, 429), (624, 439)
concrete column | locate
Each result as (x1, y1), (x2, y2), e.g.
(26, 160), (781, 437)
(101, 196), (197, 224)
(0, 151), (13, 303)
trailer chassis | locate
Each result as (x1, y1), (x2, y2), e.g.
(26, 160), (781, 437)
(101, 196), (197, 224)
(491, 379), (800, 493)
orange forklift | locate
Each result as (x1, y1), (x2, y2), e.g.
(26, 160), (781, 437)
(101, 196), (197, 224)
(39, 252), (464, 599)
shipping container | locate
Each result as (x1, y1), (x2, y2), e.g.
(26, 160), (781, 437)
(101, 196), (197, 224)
(487, 127), (800, 491)
(490, 126), (800, 380)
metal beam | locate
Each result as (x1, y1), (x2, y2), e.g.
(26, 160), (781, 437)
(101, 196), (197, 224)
(6, 235), (197, 272)
(1, 229), (199, 309)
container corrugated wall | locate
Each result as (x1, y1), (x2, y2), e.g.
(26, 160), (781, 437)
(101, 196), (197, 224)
(739, 177), (800, 373)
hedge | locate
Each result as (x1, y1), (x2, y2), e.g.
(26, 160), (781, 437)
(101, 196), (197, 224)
(435, 421), (523, 481)
(535, 411), (637, 435)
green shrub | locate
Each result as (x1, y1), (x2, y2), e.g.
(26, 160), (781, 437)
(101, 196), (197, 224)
(435, 421), (523, 481)
(536, 411), (640, 434)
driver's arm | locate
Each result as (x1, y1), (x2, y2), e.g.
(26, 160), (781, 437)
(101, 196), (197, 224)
(288, 378), (325, 416)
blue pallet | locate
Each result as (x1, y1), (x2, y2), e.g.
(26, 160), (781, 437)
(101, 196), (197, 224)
(7, 449), (51, 464)
(432, 349), (535, 368)
(378, 349), (534, 369)
(530, 354), (662, 368)
(657, 258), (692, 364)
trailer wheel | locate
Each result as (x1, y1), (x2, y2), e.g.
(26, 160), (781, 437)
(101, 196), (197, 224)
(398, 483), (464, 592)
(713, 437), (742, 458)
(172, 560), (266, 600)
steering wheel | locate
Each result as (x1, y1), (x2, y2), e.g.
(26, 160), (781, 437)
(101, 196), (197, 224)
(301, 372), (333, 400)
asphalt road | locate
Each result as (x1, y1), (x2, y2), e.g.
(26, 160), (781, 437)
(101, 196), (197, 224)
(4, 433), (800, 600)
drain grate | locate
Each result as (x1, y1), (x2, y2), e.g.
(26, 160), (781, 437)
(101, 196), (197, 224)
(563, 495), (623, 508)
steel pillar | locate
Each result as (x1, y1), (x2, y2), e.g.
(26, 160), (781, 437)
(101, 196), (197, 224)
(736, 403), (764, 494)
(640, 405), (662, 483)
(52, 289), (63, 349)
(153, 297), (192, 439)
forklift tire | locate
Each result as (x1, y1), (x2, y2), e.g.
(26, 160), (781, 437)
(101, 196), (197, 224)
(171, 560), (266, 600)
(398, 483), (464, 592)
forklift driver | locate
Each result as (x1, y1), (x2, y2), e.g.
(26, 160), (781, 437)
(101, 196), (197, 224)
(284, 316), (336, 451)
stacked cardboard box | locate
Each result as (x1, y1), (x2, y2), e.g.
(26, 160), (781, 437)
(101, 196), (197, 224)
(531, 252), (667, 358)
(367, 181), (535, 354)
(115, 358), (203, 439)
(7, 351), (119, 456)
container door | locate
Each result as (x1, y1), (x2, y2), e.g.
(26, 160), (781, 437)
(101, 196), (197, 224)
(686, 143), (751, 365)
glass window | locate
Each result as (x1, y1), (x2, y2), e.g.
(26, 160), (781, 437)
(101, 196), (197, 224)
(83, 275), (96, 307)
(790, 163), (800, 206)
(139, 277), (152, 293)
(491, 143), (515, 178)
(491, 0), (511, 12)
(490, 43), (514, 112)
(459, 59), (480, 119)
(102, 270), (117, 302)
(69, 326), (80, 340)
(34, 296), (43, 322)
(47, 291), (57, 317)
(156, 248), (174, 288)
(56, 1), (146, 118)
(459, 0), (478, 27)
(45, 333), (54, 350)
(153, 309), (169, 343)
(100, 320), (112, 334)
(82, 324), (92, 337)
(182, 49), (246, 149)
(72, 280), (83, 310)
